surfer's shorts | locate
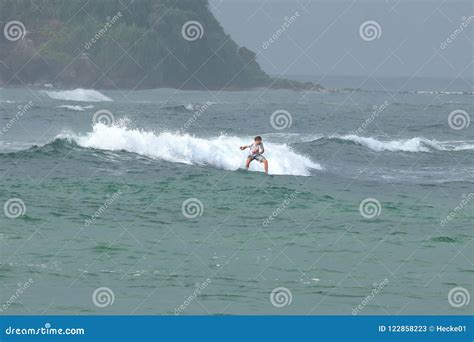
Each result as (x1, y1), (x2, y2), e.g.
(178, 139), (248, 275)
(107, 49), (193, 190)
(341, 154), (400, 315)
(248, 155), (266, 162)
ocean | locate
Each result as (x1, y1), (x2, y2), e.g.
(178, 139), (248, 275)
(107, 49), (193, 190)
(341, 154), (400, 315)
(0, 77), (472, 315)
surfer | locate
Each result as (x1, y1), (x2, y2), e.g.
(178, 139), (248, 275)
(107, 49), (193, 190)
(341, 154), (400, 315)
(240, 136), (269, 174)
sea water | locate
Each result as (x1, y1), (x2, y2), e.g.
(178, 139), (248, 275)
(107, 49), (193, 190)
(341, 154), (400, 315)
(0, 77), (472, 314)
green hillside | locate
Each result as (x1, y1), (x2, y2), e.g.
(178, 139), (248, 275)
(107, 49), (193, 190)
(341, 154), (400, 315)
(0, 0), (321, 90)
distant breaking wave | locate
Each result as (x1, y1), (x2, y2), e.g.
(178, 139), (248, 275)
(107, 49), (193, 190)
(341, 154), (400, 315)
(57, 105), (94, 112)
(56, 124), (321, 176)
(331, 88), (473, 96)
(411, 90), (474, 96)
(261, 133), (474, 153)
(42, 89), (113, 102)
(164, 104), (195, 112)
(164, 102), (216, 112)
(307, 134), (474, 153)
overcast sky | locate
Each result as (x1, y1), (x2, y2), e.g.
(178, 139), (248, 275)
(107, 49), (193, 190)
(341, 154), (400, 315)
(209, 0), (473, 80)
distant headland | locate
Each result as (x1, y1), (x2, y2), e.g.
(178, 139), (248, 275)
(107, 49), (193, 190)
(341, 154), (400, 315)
(0, 0), (323, 91)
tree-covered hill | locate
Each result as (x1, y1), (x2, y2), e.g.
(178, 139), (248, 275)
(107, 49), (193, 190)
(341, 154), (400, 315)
(0, 0), (322, 90)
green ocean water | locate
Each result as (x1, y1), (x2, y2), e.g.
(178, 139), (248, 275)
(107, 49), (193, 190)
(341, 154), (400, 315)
(0, 79), (473, 314)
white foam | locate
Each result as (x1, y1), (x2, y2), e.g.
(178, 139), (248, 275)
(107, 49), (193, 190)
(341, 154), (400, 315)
(447, 143), (474, 151)
(57, 105), (94, 112)
(413, 90), (472, 95)
(339, 135), (434, 152)
(262, 133), (324, 144)
(61, 124), (321, 176)
(337, 135), (474, 152)
(42, 89), (113, 102)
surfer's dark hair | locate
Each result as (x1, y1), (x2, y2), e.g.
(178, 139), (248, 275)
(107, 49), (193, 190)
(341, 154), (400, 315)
(254, 136), (262, 141)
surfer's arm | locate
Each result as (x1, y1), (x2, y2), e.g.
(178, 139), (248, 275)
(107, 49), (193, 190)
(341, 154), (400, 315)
(259, 145), (264, 154)
(240, 145), (249, 150)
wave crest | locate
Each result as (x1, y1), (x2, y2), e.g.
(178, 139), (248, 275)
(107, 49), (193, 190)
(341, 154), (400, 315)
(339, 135), (439, 152)
(305, 134), (474, 153)
(60, 124), (321, 176)
(57, 105), (94, 112)
(42, 89), (113, 102)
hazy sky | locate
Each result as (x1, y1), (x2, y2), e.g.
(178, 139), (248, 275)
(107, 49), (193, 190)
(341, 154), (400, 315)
(209, 0), (473, 79)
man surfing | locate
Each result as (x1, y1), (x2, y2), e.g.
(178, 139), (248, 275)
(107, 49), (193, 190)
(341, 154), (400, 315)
(240, 136), (269, 174)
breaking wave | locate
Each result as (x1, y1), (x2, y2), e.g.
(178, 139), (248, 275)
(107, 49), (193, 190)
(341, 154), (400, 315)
(304, 134), (474, 153)
(42, 89), (113, 102)
(56, 123), (321, 176)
